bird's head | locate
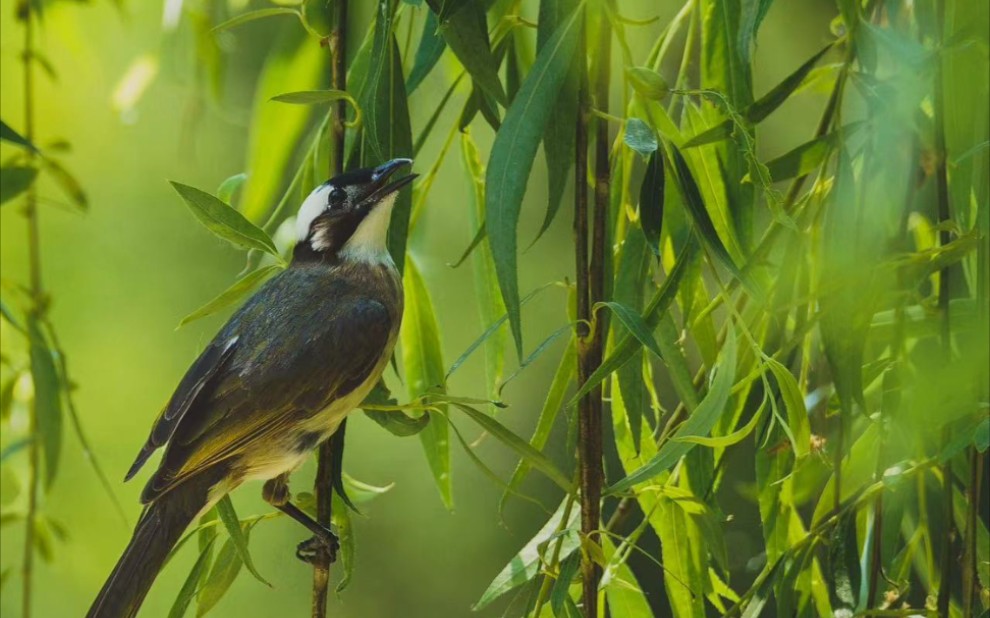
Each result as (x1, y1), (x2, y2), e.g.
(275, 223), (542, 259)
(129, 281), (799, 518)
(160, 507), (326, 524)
(294, 158), (416, 264)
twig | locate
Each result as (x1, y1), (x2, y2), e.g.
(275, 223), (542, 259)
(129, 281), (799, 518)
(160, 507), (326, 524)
(312, 1), (347, 615)
(932, 1), (955, 614)
(20, 4), (40, 616)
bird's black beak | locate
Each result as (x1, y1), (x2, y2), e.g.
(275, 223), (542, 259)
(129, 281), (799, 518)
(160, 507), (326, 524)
(365, 158), (416, 204)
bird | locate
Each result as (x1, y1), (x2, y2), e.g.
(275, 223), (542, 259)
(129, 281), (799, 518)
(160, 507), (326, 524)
(87, 158), (415, 618)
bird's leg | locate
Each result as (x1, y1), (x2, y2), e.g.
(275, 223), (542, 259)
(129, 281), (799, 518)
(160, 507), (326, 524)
(262, 473), (339, 565)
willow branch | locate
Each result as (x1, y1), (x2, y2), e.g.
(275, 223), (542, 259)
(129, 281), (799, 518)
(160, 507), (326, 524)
(312, 1), (347, 615)
(19, 4), (41, 617)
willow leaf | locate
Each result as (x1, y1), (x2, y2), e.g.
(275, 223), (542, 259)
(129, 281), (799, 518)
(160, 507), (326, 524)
(400, 257), (452, 508)
(486, 3), (582, 357)
(168, 536), (216, 618)
(451, 402), (571, 491)
(569, 237), (697, 406)
(179, 265), (281, 328)
(607, 327), (737, 495)
(639, 149), (665, 257)
(170, 182), (279, 256)
(406, 10), (446, 94)
(215, 496), (269, 586)
(28, 319), (62, 489)
(0, 166), (38, 205)
(426, 0), (506, 105)
(596, 302), (663, 360)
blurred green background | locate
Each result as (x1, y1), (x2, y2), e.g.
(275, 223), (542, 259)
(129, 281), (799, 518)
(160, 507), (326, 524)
(0, 0), (863, 616)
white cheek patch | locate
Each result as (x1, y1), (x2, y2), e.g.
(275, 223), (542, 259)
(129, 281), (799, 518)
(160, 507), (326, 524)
(296, 184), (331, 242)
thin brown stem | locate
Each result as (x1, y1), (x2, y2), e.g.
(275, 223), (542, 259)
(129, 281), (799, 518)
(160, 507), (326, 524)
(21, 4), (40, 617)
(932, 1), (954, 615)
(312, 1), (347, 615)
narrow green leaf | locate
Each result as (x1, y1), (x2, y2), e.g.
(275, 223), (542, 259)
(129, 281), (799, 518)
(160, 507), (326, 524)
(170, 182), (279, 256)
(426, 1), (506, 105)
(665, 140), (749, 286)
(239, 28), (325, 222)
(639, 150), (665, 257)
(673, 393), (766, 447)
(195, 535), (242, 616)
(486, 3), (582, 357)
(355, 5), (413, 272)
(331, 491), (355, 593)
(607, 328), (737, 494)
(212, 8), (299, 32)
(626, 66), (669, 100)
(168, 536), (216, 618)
(474, 500), (579, 609)
(551, 552), (581, 614)
(0, 119), (39, 152)
(500, 340), (576, 514)
(43, 158), (87, 211)
(270, 90), (362, 126)
(569, 238), (697, 406)
(215, 173), (247, 205)
(596, 302), (663, 359)
(828, 510), (859, 617)
(533, 0), (579, 245)
(685, 43), (833, 148)
(446, 283), (552, 381)
(451, 402), (572, 492)
(28, 319), (62, 489)
(406, 10), (446, 93)
(764, 358), (811, 458)
(498, 323), (573, 393)
(400, 257), (452, 508)
(179, 265), (281, 328)
(0, 166), (38, 205)
(737, 0), (774, 65)
(624, 118), (658, 156)
(215, 496), (269, 586)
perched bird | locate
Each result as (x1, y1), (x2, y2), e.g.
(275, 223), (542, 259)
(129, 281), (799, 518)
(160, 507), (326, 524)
(87, 158), (415, 618)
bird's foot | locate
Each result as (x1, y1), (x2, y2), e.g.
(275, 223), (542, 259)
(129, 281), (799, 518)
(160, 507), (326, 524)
(296, 532), (339, 565)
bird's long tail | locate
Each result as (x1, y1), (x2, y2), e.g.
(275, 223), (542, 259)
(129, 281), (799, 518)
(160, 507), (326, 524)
(87, 470), (222, 618)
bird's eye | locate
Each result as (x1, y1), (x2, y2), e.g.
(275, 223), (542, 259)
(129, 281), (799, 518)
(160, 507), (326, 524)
(327, 187), (346, 206)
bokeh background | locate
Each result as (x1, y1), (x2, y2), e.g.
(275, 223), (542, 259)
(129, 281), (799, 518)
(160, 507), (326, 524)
(0, 0), (895, 616)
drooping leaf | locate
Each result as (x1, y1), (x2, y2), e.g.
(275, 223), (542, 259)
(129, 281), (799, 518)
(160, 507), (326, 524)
(43, 158), (87, 211)
(626, 66), (669, 100)
(624, 118), (659, 156)
(764, 357), (811, 458)
(451, 402), (572, 491)
(170, 182), (280, 257)
(828, 510), (860, 617)
(215, 496), (269, 586)
(596, 302), (663, 360)
(551, 551), (581, 615)
(178, 265), (281, 328)
(212, 7), (299, 32)
(426, 0), (506, 105)
(607, 327), (737, 494)
(270, 90), (362, 126)
(500, 340), (576, 514)
(168, 536), (216, 618)
(400, 257), (452, 508)
(0, 119), (40, 152)
(215, 173), (247, 205)
(331, 491), (355, 593)
(355, 4), (414, 272)
(639, 150), (665, 256)
(362, 380), (429, 437)
(195, 535), (243, 616)
(737, 0), (774, 65)
(0, 166), (38, 205)
(406, 10), (446, 94)
(569, 237), (697, 405)
(474, 499), (579, 609)
(685, 43), (833, 148)
(239, 27), (325, 222)
(486, 3), (582, 357)
(28, 319), (62, 489)
(533, 0), (579, 245)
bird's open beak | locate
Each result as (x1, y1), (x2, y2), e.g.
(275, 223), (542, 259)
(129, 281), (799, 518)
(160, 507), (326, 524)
(366, 158), (417, 204)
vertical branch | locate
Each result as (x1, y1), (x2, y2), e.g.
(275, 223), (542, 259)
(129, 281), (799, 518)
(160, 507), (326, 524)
(576, 4), (610, 617)
(932, 1), (954, 615)
(20, 3), (40, 617)
(312, 1), (347, 616)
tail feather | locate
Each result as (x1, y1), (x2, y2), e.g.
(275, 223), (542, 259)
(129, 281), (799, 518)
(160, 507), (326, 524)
(87, 469), (224, 618)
